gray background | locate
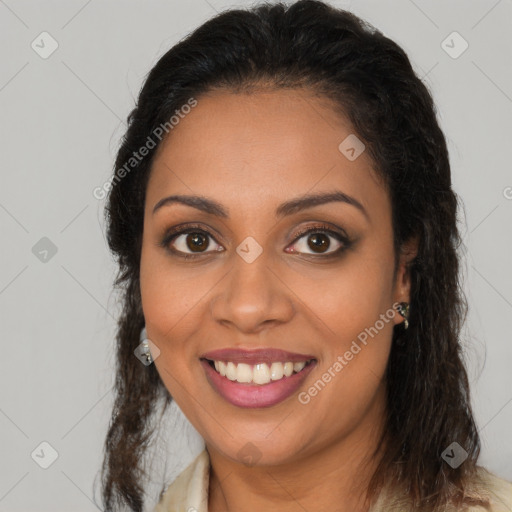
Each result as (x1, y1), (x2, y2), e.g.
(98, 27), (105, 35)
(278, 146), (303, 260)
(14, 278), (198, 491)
(0, 0), (511, 510)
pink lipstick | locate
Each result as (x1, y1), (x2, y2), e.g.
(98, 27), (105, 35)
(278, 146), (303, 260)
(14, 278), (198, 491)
(200, 348), (317, 408)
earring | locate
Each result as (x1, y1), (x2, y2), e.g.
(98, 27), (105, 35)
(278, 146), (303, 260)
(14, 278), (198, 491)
(396, 302), (410, 330)
(139, 326), (153, 364)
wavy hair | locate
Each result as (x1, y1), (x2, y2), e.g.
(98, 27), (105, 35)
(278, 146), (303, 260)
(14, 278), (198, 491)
(99, 1), (480, 510)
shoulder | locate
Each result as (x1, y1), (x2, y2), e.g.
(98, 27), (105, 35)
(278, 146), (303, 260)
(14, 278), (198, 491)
(371, 467), (512, 512)
(152, 449), (210, 512)
(466, 466), (512, 512)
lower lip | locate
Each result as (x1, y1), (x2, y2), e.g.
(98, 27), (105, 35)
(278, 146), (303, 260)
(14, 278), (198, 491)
(200, 359), (316, 408)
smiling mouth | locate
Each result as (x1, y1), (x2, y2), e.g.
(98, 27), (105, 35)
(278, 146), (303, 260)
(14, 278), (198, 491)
(201, 358), (316, 385)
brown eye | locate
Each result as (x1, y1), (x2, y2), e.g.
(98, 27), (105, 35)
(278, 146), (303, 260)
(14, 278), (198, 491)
(287, 226), (350, 257)
(163, 227), (224, 257)
(185, 232), (210, 252)
(305, 233), (331, 253)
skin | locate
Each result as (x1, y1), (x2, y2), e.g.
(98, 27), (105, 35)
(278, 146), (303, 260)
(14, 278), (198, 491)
(140, 87), (418, 512)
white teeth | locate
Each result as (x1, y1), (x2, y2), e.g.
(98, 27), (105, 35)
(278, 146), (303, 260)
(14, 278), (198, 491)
(293, 361), (306, 373)
(209, 359), (312, 385)
(236, 363), (252, 383)
(253, 363), (271, 384)
(225, 362), (237, 381)
(270, 362), (284, 380)
(283, 362), (294, 377)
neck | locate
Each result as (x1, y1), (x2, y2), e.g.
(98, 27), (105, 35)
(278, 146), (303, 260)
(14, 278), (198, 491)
(207, 385), (388, 512)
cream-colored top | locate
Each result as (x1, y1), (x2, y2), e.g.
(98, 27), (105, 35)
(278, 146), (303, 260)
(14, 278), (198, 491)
(152, 449), (512, 512)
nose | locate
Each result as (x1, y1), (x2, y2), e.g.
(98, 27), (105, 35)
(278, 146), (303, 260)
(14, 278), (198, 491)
(210, 251), (295, 334)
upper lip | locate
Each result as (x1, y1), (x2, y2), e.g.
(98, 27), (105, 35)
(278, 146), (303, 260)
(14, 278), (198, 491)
(200, 348), (316, 365)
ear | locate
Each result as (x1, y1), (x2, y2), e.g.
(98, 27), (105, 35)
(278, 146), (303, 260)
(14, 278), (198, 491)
(392, 234), (419, 327)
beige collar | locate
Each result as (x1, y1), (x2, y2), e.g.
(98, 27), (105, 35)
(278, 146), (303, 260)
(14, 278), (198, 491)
(152, 449), (512, 512)
(152, 450), (210, 512)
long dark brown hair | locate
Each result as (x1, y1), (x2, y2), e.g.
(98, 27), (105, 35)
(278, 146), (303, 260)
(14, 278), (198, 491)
(98, 1), (480, 510)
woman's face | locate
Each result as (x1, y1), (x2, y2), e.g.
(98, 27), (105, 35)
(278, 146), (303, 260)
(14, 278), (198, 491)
(140, 88), (416, 467)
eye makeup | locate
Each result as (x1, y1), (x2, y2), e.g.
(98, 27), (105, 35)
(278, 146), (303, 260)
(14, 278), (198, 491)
(157, 221), (355, 261)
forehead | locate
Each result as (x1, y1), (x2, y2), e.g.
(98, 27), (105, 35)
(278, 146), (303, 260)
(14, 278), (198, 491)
(147, 88), (388, 221)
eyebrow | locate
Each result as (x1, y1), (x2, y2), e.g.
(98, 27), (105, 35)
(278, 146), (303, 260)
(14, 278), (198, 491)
(152, 190), (369, 221)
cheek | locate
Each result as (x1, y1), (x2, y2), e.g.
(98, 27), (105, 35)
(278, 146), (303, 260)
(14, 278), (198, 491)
(139, 257), (201, 400)
(290, 247), (395, 406)
(291, 250), (396, 342)
(298, 304), (393, 439)
(139, 252), (210, 415)
(140, 242), (211, 339)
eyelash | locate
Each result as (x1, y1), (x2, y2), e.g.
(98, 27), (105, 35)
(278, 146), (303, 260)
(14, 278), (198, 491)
(159, 223), (352, 260)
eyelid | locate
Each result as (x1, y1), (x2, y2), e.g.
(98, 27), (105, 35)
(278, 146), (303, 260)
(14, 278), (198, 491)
(291, 223), (350, 242)
(162, 222), (224, 241)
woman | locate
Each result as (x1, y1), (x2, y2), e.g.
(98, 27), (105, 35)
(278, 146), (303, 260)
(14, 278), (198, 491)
(99, 1), (512, 511)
